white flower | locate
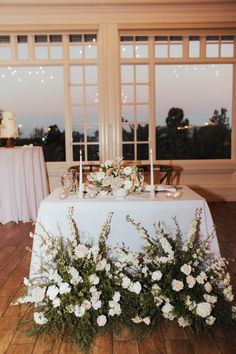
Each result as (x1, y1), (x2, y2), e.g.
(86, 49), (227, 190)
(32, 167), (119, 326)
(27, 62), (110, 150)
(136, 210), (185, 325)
(123, 166), (132, 176)
(123, 179), (133, 191)
(52, 297), (61, 308)
(131, 315), (143, 323)
(111, 176), (123, 191)
(196, 302), (212, 318)
(97, 315), (107, 327)
(196, 271), (207, 284)
(31, 286), (46, 303)
(143, 317), (151, 325)
(33, 311), (48, 325)
(96, 259), (107, 271)
(206, 315), (216, 325)
(47, 285), (59, 301)
(89, 274), (100, 285)
(74, 304), (86, 317)
(104, 160), (113, 168)
(74, 244), (88, 259)
(223, 285), (234, 302)
(113, 291), (121, 302)
(129, 281), (142, 294)
(92, 300), (102, 310)
(172, 279), (184, 292)
(23, 277), (31, 286)
(178, 317), (190, 327)
(186, 275), (196, 288)
(204, 282), (212, 293)
(151, 270), (162, 281)
(121, 276), (131, 289)
(82, 300), (92, 310)
(96, 171), (105, 181)
(180, 264), (192, 276)
(59, 282), (71, 295)
(162, 302), (174, 314)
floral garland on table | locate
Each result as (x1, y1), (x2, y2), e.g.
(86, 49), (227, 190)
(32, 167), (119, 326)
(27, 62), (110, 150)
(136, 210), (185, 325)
(15, 208), (236, 353)
(87, 156), (144, 195)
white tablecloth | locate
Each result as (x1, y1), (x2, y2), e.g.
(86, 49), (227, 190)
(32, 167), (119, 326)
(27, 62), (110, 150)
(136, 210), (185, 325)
(30, 186), (220, 277)
(0, 146), (49, 224)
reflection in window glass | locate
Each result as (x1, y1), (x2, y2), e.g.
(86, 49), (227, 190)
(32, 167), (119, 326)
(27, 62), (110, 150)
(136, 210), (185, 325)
(0, 66), (65, 161)
(137, 143), (149, 160)
(87, 145), (99, 161)
(122, 124), (135, 141)
(137, 124), (149, 141)
(72, 127), (85, 142)
(123, 144), (134, 160)
(87, 126), (99, 142)
(155, 64), (232, 159)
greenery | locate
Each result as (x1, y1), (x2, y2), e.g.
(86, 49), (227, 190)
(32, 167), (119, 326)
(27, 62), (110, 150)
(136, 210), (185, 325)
(15, 207), (236, 353)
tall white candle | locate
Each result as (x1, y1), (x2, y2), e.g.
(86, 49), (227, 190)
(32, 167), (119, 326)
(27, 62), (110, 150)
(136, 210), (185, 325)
(79, 149), (83, 196)
(150, 148), (155, 197)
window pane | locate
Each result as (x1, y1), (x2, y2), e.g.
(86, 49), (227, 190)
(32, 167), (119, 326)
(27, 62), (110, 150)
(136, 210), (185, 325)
(71, 87), (84, 104)
(122, 124), (134, 141)
(73, 145), (85, 161)
(121, 85), (134, 103)
(169, 44), (183, 58)
(155, 64), (232, 159)
(121, 65), (134, 83)
(136, 85), (148, 102)
(85, 86), (98, 103)
(87, 106), (99, 124)
(221, 44), (234, 57)
(123, 144), (134, 160)
(137, 124), (149, 141)
(69, 45), (83, 59)
(87, 144), (99, 161)
(87, 126), (99, 142)
(50, 45), (63, 59)
(70, 66), (83, 84)
(17, 43), (28, 60)
(136, 105), (149, 122)
(71, 106), (84, 125)
(122, 105), (135, 122)
(135, 44), (148, 58)
(137, 143), (149, 160)
(189, 38), (200, 58)
(206, 44), (219, 58)
(155, 44), (168, 58)
(0, 66), (65, 161)
(136, 65), (148, 83)
(72, 126), (85, 142)
(84, 45), (97, 59)
(121, 45), (133, 58)
(0, 47), (11, 60)
(35, 46), (48, 59)
(85, 66), (97, 84)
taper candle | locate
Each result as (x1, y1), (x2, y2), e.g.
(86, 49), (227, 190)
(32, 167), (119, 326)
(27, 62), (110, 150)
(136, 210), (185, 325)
(150, 148), (155, 198)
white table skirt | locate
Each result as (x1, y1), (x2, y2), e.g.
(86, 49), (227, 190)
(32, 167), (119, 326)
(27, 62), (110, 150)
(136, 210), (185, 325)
(30, 186), (220, 278)
(0, 146), (49, 224)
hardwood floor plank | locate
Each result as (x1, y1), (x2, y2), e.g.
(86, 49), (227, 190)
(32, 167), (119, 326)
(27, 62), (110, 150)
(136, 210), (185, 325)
(138, 329), (166, 354)
(5, 343), (35, 354)
(161, 321), (188, 340)
(187, 332), (221, 354)
(0, 317), (22, 354)
(113, 341), (139, 354)
(59, 342), (84, 354)
(165, 339), (195, 354)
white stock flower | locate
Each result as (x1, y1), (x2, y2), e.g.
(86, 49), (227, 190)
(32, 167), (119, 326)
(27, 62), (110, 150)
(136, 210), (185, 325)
(59, 282), (71, 294)
(47, 285), (59, 301)
(172, 279), (184, 292)
(196, 302), (212, 318)
(223, 285), (234, 302)
(204, 282), (212, 293)
(74, 244), (89, 259)
(206, 315), (216, 325)
(74, 304), (86, 317)
(196, 271), (207, 285)
(151, 270), (162, 281)
(82, 300), (92, 310)
(180, 264), (192, 276)
(52, 297), (61, 308)
(113, 291), (121, 302)
(31, 286), (46, 303)
(34, 311), (48, 325)
(89, 274), (100, 285)
(186, 275), (196, 288)
(121, 276), (131, 289)
(162, 302), (174, 314)
(97, 315), (107, 327)
(92, 300), (102, 310)
(129, 281), (142, 294)
(204, 294), (217, 304)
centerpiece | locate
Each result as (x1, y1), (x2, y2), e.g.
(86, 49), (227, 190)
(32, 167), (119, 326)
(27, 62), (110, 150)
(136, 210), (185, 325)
(87, 157), (144, 198)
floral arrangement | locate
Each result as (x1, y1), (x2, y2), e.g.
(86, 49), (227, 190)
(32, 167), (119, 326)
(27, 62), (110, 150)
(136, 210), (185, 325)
(87, 156), (144, 195)
(15, 208), (236, 353)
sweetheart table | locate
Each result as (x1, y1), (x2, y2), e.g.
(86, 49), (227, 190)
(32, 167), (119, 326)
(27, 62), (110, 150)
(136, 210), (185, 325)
(0, 146), (49, 224)
(29, 186), (220, 278)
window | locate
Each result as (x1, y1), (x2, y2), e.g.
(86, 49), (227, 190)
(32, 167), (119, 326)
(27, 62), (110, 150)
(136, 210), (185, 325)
(0, 32), (99, 163)
(120, 33), (235, 161)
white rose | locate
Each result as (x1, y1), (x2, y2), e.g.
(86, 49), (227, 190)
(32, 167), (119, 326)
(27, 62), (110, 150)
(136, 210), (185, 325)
(104, 160), (113, 168)
(172, 279), (184, 292)
(123, 166), (132, 175)
(123, 179), (133, 191)
(33, 311), (48, 325)
(59, 282), (71, 295)
(186, 275), (196, 288)
(97, 315), (107, 327)
(180, 264), (192, 276)
(31, 286), (46, 303)
(89, 274), (100, 285)
(46, 285), (59, 301)
(196, 302), (212, 318)
(121, 276), (131, 289)
(151, 270), (162, 281)
(162, 302), (174, 314)
(131, 315), (142, 323)
(130, 281), (142, 294)
(96, 171), (105, 181)
(92, 300), (102, 310)
(178, 317), (190, 327)
(96, 259), (107, 271)
(74, 244), (88, 259)
(82, 300), (91, 310)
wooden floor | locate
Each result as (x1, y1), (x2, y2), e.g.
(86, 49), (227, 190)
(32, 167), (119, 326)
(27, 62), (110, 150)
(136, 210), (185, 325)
(0, 202), (236, 354)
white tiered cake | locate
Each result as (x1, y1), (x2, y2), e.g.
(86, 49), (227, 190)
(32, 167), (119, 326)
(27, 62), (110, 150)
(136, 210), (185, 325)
(0, 111), (18, 138)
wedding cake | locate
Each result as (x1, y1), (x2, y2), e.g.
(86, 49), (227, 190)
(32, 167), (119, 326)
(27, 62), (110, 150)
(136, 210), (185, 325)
(0, 111), (18, 138)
